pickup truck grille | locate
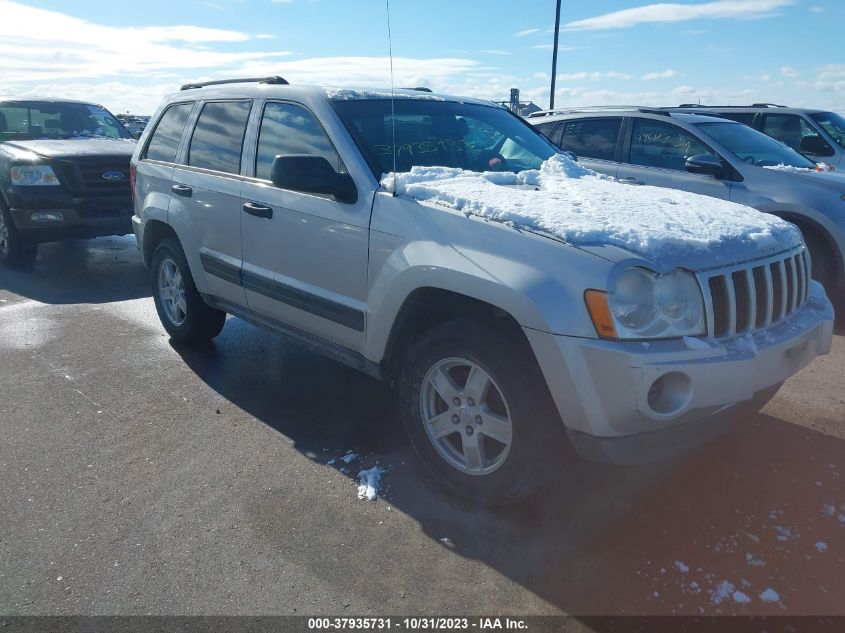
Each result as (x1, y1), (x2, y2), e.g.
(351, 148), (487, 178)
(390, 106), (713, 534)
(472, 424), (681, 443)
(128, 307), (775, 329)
(55, 160), (131, 196)
(699, 246), (811, 339)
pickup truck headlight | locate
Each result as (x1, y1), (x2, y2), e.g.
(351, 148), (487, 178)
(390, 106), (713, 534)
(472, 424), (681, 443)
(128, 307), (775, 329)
(10, 165), (60, 186)
(586, 268), (705, 339)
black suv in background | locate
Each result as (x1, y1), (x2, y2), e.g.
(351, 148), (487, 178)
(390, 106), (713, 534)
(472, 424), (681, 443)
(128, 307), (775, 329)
(0, 98), (136, 267)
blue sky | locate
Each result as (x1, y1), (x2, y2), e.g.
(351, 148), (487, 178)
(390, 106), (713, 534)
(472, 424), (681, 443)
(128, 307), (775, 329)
(0, 0), (842, 114)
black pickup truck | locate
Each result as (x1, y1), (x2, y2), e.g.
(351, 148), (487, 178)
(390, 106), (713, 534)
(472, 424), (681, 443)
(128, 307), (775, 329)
(0, 98), (136, 267)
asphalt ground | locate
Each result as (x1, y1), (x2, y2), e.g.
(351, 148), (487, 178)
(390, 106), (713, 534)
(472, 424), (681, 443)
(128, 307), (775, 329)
(1, 236), (843, 619)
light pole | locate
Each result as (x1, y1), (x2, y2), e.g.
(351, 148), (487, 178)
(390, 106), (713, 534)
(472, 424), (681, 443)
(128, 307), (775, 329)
(549, 0), (562, 110)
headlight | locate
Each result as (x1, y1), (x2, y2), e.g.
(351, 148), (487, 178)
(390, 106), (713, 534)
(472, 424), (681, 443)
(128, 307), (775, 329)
(10, 165), (60, 186)
(587, 268), (705, 339)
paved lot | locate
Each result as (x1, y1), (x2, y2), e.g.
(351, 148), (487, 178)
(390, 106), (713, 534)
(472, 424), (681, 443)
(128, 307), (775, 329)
(1, 236), (844, 618)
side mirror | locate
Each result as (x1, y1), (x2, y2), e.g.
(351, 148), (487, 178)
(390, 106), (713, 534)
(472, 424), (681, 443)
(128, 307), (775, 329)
(685, 154), (726, 178)
(799, 135), (834, 157)
(270, 155), (357, 204)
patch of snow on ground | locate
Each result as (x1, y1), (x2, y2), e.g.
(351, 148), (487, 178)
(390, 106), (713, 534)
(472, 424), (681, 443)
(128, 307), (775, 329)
(732, 590), (751, 604)
(357, 466), (385, 501)
(746, 553), (766, 567)
(815, 542), (828, 552)
(383, 155), (801, 262)
(710, 581), (735, 605)
(674, 560), (690, 573)
(823, 504), (836, 516)
(759, 588), (780, 603)
(341, 451), (358, 464)
(773, 525), (794, 542)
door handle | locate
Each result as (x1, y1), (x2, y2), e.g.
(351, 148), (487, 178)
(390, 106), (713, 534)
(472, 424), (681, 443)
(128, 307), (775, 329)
(171, 184), (193, 197)
(617, 177), (645, 185)
(242, 202), (273, 219)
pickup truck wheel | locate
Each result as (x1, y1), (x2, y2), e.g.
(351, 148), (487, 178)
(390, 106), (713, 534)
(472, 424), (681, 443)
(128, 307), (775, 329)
(151, 238), (226, 343)
(0, 206), (37, 268)
(399, 319), (561, 505)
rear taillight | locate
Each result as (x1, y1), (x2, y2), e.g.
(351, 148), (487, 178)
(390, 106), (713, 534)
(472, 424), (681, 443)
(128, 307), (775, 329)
(129, 164), (137, 203)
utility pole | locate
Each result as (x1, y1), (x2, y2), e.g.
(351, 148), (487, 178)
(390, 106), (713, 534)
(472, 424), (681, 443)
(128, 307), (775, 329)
(549, 0), (562, 110)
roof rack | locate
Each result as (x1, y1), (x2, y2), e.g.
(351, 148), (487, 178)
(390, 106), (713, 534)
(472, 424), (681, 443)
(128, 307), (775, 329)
(401, 86), (432, 92)
(528, 106), (670, 117)
(180, 76), (289, 91)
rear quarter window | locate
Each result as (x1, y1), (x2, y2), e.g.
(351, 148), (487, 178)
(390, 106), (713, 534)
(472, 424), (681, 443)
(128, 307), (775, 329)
(144, 103), (194, 163)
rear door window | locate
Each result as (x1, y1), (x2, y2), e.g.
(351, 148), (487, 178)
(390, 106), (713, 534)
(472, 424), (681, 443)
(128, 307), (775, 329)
(144, 103), (193, 163)
(711, 111), (757, 125)
(187, 100), (252, 174)
(559, 118), (622, 161)
(628, 118), (714, 171)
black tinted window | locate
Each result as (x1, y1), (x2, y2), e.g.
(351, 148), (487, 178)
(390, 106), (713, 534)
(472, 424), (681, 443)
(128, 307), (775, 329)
(188, 101), (252, 174)
(629, 119), (713, 171)
(762, 113), (833, 156)
(560, 118), (622, 161)
(145, 103), (192, 162)
(712, 112), (756, 125)
(256, 102), (341, 180)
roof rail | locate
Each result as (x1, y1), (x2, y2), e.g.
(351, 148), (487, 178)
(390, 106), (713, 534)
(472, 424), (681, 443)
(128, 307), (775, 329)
(528, 105), (670, 117)
(673, 102), (788, 109)
(401, 86), (432, 92)
(180, 76), (289, 91)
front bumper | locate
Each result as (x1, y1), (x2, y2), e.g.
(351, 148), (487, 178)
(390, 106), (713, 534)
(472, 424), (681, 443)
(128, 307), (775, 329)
(8, 186), (133, 241)
(525, 282), (835, 463)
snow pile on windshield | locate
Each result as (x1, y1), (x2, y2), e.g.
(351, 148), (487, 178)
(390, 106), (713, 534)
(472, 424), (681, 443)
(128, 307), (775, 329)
(383, 154), (801, 261)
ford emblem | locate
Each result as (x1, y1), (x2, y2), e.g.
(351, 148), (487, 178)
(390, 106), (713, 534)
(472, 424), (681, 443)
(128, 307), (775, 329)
(102, 171), (126, 181)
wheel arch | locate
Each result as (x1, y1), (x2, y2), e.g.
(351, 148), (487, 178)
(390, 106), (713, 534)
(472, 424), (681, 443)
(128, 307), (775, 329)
(141, 220), (180, 268)
(777, 212), (844, 290)
(378, 286), (537, 381)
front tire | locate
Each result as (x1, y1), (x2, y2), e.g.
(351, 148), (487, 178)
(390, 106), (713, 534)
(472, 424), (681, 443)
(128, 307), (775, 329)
(151, 238), (226, 343)
(398, 319), (564, 505)
(0, 205), (37, 268)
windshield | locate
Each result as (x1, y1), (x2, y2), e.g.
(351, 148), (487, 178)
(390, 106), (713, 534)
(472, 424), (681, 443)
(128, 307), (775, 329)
(0, 101), (132, 142)
(331, 99), (557, 176)
(696, 120), (816, 169)
(810, 111), (845, 148)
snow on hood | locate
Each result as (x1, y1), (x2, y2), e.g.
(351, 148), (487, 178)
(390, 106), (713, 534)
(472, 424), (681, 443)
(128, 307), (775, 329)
(382, 154), (802, 265)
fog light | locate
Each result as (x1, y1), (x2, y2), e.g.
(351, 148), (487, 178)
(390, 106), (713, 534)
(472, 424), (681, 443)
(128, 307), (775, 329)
(30, 211), (64, 223)
(647, 372), (692, 416)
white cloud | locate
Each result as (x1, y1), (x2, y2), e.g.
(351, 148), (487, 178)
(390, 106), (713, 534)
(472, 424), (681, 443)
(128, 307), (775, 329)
(556, 71), (633, 81)
(564, 0), (796, 31)
(0, 1), (293, 81)
(514, 28), (542, 37)
(809, 4), (824, 12)
(780, 66), (799, 77)
(481, 49), (512, 56)
(642, 69), (678, 80)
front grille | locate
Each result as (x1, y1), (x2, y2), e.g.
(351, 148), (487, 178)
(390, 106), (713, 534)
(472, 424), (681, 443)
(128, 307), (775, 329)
(55, 159), (131, 196)
(700, 247), (811, 339)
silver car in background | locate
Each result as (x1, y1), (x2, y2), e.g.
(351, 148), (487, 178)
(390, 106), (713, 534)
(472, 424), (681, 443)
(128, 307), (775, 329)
(662, 105), (845, 169)
(529, 108), (845, 312)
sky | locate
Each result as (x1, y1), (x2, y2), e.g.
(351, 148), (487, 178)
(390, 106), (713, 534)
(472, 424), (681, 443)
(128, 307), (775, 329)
(0, 0), (842, 115)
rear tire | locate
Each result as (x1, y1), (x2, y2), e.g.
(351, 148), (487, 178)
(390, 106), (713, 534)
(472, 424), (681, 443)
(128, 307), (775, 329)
(151, 238), (226, 344)
(398, 318), (564, 505)
(0, 205), (37, 268)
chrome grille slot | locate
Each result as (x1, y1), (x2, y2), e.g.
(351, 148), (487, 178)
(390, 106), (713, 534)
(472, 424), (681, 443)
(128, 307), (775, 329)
(771, 261), (785, 322)
(708, 276), (730, 338)
(732, 270), (753, 333)
(752, 266), (769, 328)
(784, 256), (796, 314)
(700, 246), (809, 339)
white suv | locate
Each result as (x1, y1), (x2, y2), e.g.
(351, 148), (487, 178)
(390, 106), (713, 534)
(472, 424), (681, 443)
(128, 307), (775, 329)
(131, 78), (834, 504)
